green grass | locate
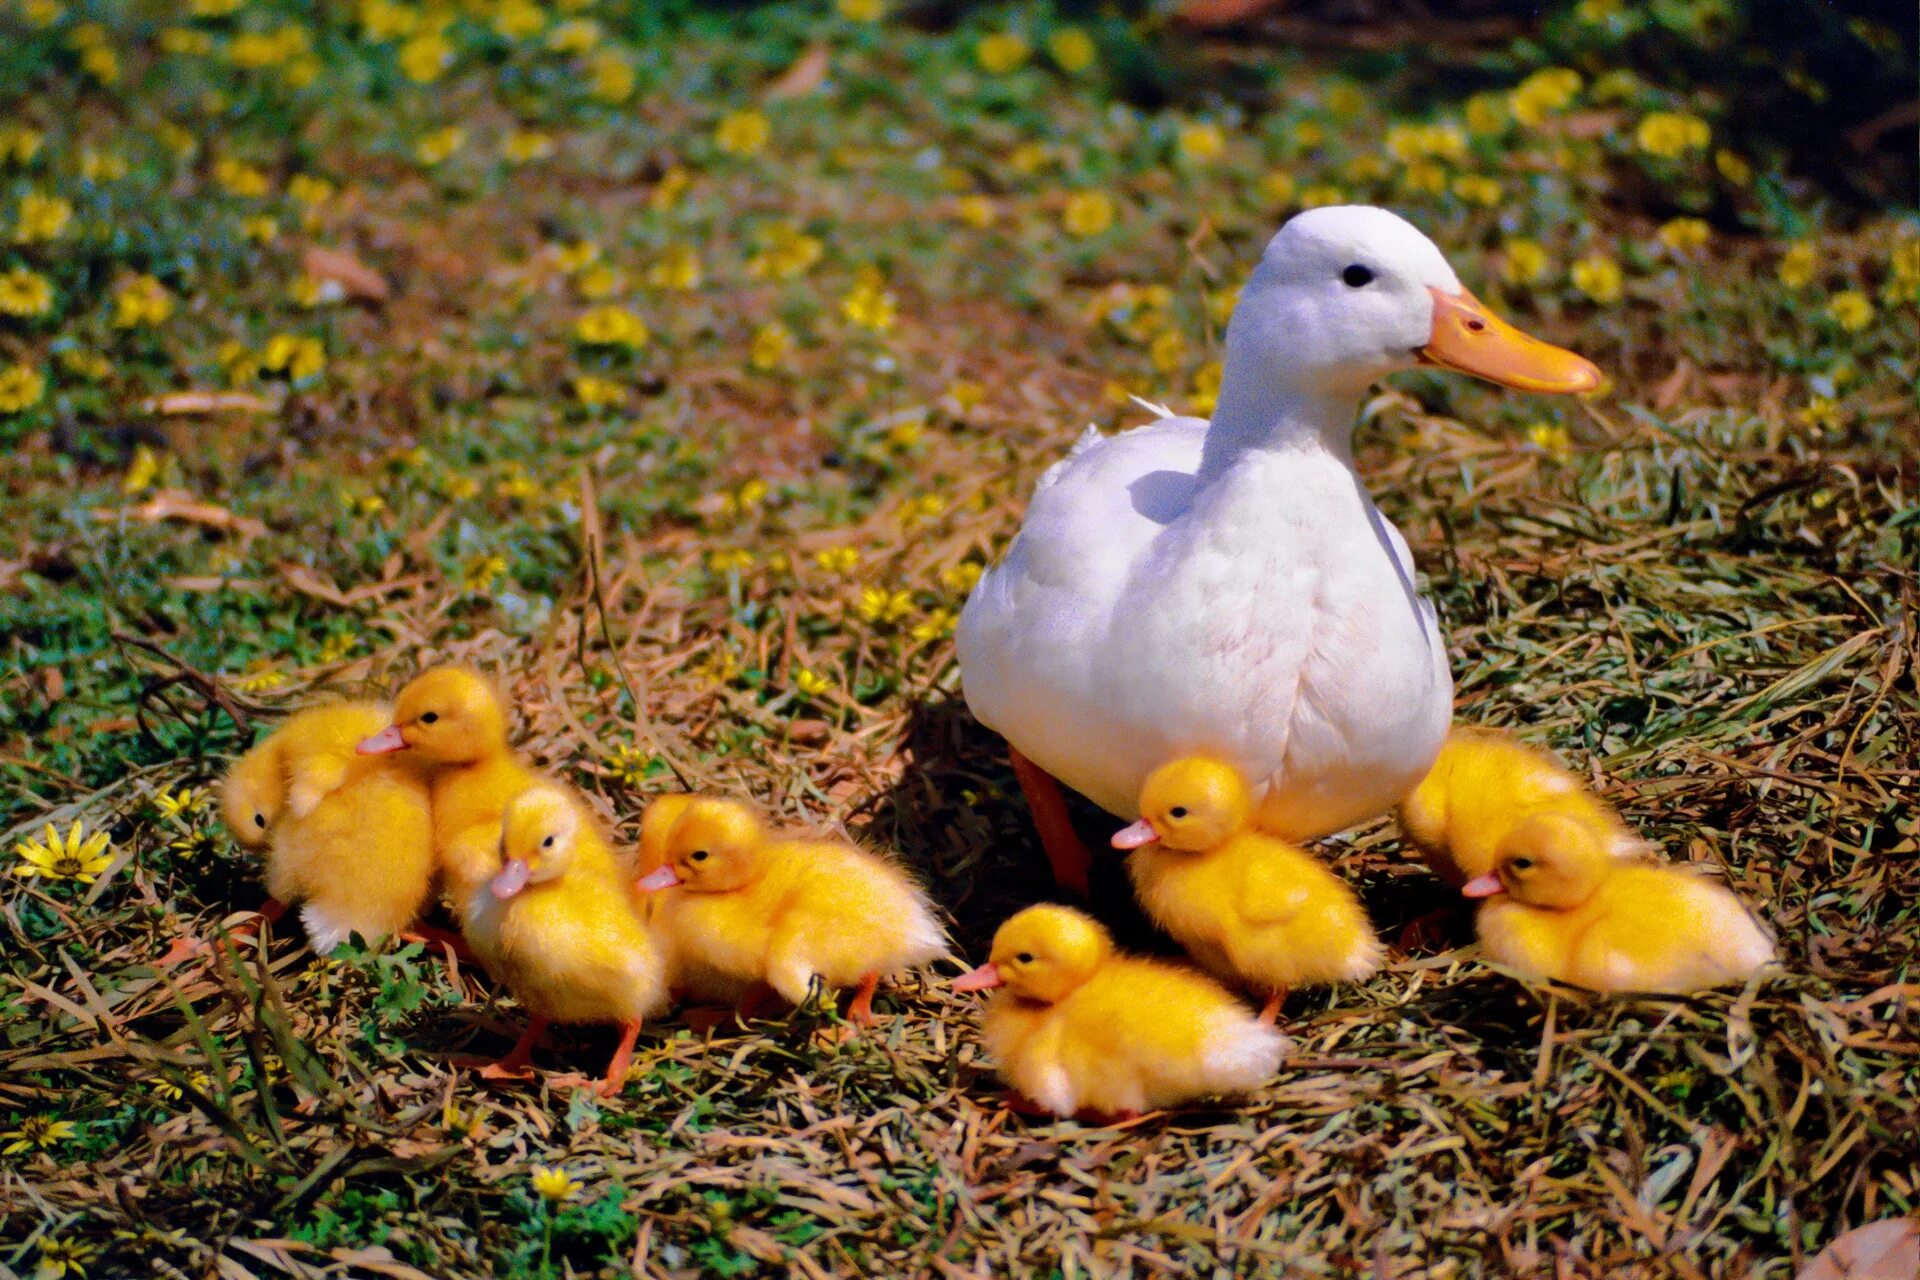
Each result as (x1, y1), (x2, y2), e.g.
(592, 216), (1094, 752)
(2, 2), (1916, 1277)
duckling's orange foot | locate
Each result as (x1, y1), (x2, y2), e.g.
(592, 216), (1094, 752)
(475, 1061), (538, 1083)
(400, 923), (477, 965)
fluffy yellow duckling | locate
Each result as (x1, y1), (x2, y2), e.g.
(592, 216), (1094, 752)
(461, 787), (666, 1095)
(1463, 813), (1775, 994)
(357, 666), (543, 904)
(202, 701), (433, 956)
(1399, 728), (1647, 887)
(634, 795), (945, 1023)
(953, 905), (1284, 1119)
(1111, 757), (1381, 1020)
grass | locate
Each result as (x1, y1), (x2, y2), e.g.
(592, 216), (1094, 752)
(2, 1), (1917, 1276)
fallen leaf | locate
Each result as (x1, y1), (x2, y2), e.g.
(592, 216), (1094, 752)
(162, 575), (265, 593)
(140, 390), (277, 415)
(100, 490), (268, 540)
(279, 562), (425, 606)
(1797, 1219), (1920, 1280)
(765, 42), (830, 100)
(302, 244), (392, 302)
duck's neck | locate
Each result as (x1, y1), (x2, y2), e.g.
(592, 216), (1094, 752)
(1195, 361), (1363, 486)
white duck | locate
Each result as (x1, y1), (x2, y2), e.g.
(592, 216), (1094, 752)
(956, 206), (1600, 892)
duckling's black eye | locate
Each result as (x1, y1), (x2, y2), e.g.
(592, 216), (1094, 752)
(1014, 952), (1034, 965)
(254, 813), (267, 828)
(1510, 857), (1535, 871)
(419, 711), (439, 724)
(690, 849), (709, 862)
(1341, 264), (1375, 288)
(1168, 806), (1188, 819)
(542, 835), (555, 848)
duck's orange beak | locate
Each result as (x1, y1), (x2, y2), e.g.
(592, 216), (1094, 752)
(952, 962), (1004, 992)
(1418, 287), (1602, 395)
(356, 725), (409, 755)
(1110, 819), (1158, 850)
(1461, 873), (1506, 899)
(633, 864), (681, 893)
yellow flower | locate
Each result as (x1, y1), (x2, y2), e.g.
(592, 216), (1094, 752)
(792, 667), (833, 699)
(1386, 123), (1465, 163)
(214, 157), (271, 197)
(415, 127), (466, 166)
(154, 786), (201, 820)
(602, 742), (652, 788)
(493, 0), (546, 40)
(1451, 174), (1502, 206)
(1061, 189), (1114, 238)
(33, 1235), (97, 1280)
(955, 193), (995, 228)
(58, 348), (110, 381)
(1508, 67), (1581, 127)
(546, 17), (600, 52)
(1148, 328), (1185, 373)
(1525, 421), (1572, 462)
(529, 1164), (581, 1204)
(1177, 122), (1226, 165)
(1464, 93), (1507, 136)
(975, 32), (1029, 75)
(1635, 111), (1710, 159)
(945, 379), (985, 413)
(1826, 290), (1873, 332)
(262, 333), (326, 380)
(287, 175), (333, 209)
(0, 125), (42, 165)
(1795, 395), (1842, 434)
(572, 264), (619, 299)
(14, 191), (72, 243)
(290, 272), (346, 307)
(814, 546), (859, 575)
(1260, 171), (1296, 206)
(590, 51), (635, 102)
(1576, 0), (1622, 20)
(1291, 120), (1325, 150)
(714, 108), (771, 157)
(123, 444), (162, 494)
(575, 305), (650, 348)
(749, 320), (793, 371)
(0, 267), (53, 316)
(397, 32), (453, 82)
(2, 1115), (78, 1153)
(1400, 161), (1445, 195)
(841, 272), (896, 334)
(463, 553), (507, 592)
(80, 41), (120, 83)
(1657, 217), (1710, 252)
(941, 561), (982, 594)
(161, 26), (214, 55)
(838, 0), (885, 19)
(708, 547), (753, 573)
(503, 129), (554, 162)
(14, 821), (112, 883)
(1299, 183), (1343, 209)
(1008, 142), (1049, 174)
(1048, 27), (1094, 73)
(912, 606), (956, 643)
(22, 0), (61, 25)
(1502, 239), (1550, 285)
(1714, 149), (1752, 185)
(494, 465), (539, 502)
(746, 223), (823, 279)
(722, 478), (769, 514)
(1778, 242), (1817, 289)
(649, 166), (690, 212)
(1189, 359), (1223, 414)
(572, 375), (625, 407)
(113, 275), (174, 329)
(646, 244), (703, 292)
(243, 215), (279, 243)
(902, 493), (946, 523)
(229, 26), (311, 69)
(1570, 254), (1623, 304)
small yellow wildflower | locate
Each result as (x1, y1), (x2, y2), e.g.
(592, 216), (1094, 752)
(58, 348), (110, 381)
(941, 561), (982, 594)
(1826, 290), (1873, 332)
(1177, 122), (1226, 165)
(747, 223), (823, 279)
(1451, 174), (1502, 206)
(1795, 395), (1843, 434)
(493, 0), (546, 40)
(646, 244), (703, 292)
(261, 333), (326, 380)
(838, 0), (885, 19)
(1148, 329), (1185, 373)
(13, 821), (112, 884)
(1888, 239), (1920, 286)
(243, 215), (279, 243)
(503, 130), (554, 163)
(1503, 239), (1550, 285)
(112, 275), (174, 329)
(1292, 121), (1325, 150)
(219, 340), (259, 385)
(154, 786), (201, 821)
(1008, 142), (1049, 174)
(290, 273), (345, 307)
(975, 32), (1029, 75)
(1635, 111), (1710, 159)
(590, 51), (635, 102)
(1386, 123), (1465, 163)
(649, 166), (691, 212)
(1525, 421), (1572, 462)
(397, 32), (453, 82)
(122, 444), (162, 494)
(0, 125), (42, 165)
(903, 493), (946, 523)
(1261, 171), (1296, 206)
(1401, 161), (1446, 195)
(494, 465), (539, 502)
(1061, 189), (1114, 238)
(1576, 0), (1622, 20)
(792, 668), (833, 700)
(1509, 67), (1581, 126)
(1777, 242), (1817, 288)
(1189, 359), (1223, 414)
(287, 174), (333, 208)
(723, 478), (769, 515)
(463, 553), (507, 592)
(749, 320), (793, 371)
(708, 547), (753, 573)
(714, 108), (771, 157)
(955, 193), (995, 228)
(1570, 254), (1623, 304)
(215, 157), (271, 197)
(529, 1165), (581, 1204)
(2, 1115), (78, 1153)
(13, 191), (72, 243)
(1048, 27), (1095, 73)
(1299, 184), (1344, 209)
(80, 40), (120, 84)
(572, 375), (625, 407)
(912, 607), (956, 643)
(0, 267), (53, 317)
(576, 305), (649, 348)
(415, 127), (466, 166)
(546, 17), (600, 53)
(1714, 149), (1753, 185)
(945, 379), (985, 413)
(161, 26), (214, 55)
(1658, 217), (1711, 252)
(814, 546), (859, 575)
(1464, 93), (1507, 136)
(573, 264), (620, 299)
(841, 273), (897, 334)
(603, 742), (652, 788)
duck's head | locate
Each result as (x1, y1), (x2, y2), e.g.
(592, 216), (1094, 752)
(1228, 205), (1600, 399)
(1109, 756), (1250, 853)
(632, 795), (765, 894)
(1462, 813), (1610, 908)
(221, 745), (285, 850)
(953, 904), (1112, 1005)
(356, 666), (508, 764)
(492, 787), (580, 899)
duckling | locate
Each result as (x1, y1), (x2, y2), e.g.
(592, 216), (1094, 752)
(1463, 813), (1776, 994)
(1111, 757), (1381, 1021)
(1399, 728), (1647, 887)
(633, 796), (945, 1024)
(357, 666), (544, 905)
(463, 787), (667, 1095)
(190, 702), (434, 959)
(953, 904), (1284, 1119)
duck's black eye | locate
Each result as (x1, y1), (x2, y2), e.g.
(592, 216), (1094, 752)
(1168, 806), (1188, 819)
(1342, 264), (1375, 288)
(1510, 857), (1534, 871)
(690, 849), (709, 862)
(419, 711), (439, 724)
(542, 835), (555, 848)
(254, 813), (267, 828)
(1014, 952), (1034, 965)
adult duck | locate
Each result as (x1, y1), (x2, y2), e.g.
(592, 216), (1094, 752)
(956, 206), (1600, 892)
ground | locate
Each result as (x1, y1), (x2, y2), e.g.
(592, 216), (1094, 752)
(1, 3), (1917, 1278)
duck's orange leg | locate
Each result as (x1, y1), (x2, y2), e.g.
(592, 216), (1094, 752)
(846, 973), (880, 1027)
(400, 922), (478, 964)
(598, 1020), (642, 1097)
(479, 1015), (549, 1080)
(1009, 747), (1091, 896)
(156, 896), (288, 968)
(1258, 987), (1289, 1025)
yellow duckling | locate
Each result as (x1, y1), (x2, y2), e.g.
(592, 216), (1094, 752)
(357, 666), (543, 904)
(1111, 757), (1381, 1021)
(1463, 813), (1775, 994)
(1399, 728), (1647, 887)
(634, 795), (945, 1023)
(953, 905), (1284, 1120)
(462, 787), (667, 1094)
(199, 701), (433, 956)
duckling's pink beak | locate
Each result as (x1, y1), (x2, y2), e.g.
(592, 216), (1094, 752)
(1110, 819), (1158, 850)
(952, 962), (1004, 992)
(356, 726), (408, 755)
(633, 864), (681, 893)
(1461, 873), (1506, 899)
(491, 858), (532, 900)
